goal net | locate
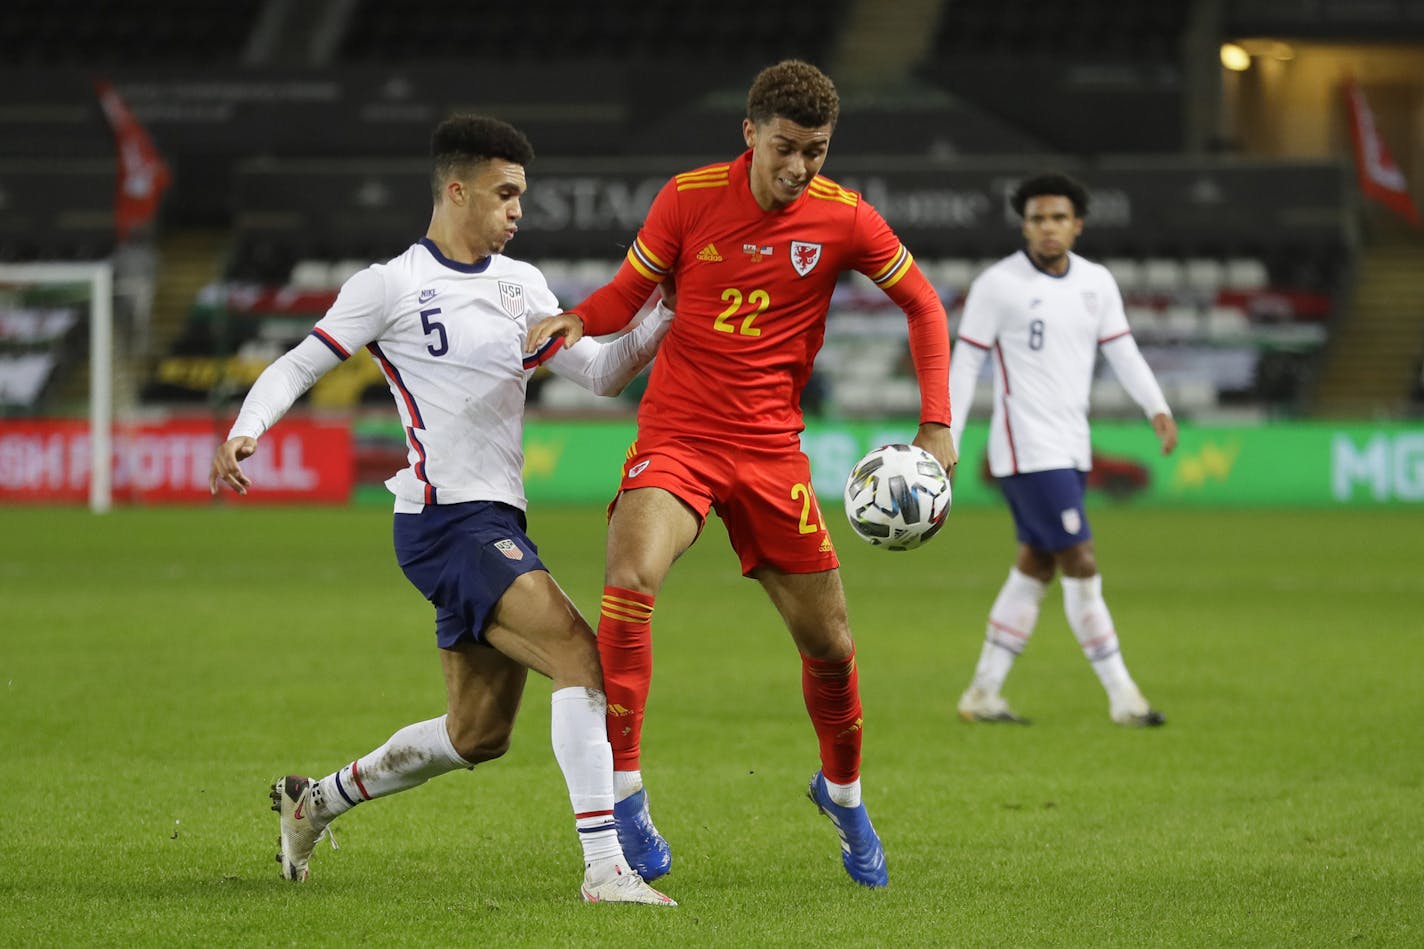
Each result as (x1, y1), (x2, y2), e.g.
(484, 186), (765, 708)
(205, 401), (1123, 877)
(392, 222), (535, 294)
(0, 261), (115, 512)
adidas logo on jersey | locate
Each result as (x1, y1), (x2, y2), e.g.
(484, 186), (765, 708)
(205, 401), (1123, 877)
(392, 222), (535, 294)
(696, 243), (723, 262)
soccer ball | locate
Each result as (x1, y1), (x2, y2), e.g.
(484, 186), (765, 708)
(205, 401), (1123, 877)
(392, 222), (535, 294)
(843, 444), (951, 551)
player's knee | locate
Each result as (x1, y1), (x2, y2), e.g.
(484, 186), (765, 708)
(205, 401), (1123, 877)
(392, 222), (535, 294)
(604, 560), (663, 596)
(791, 618), (853, 661)
(1058, 545), (1097, 577)
(448, 722), (514, 764)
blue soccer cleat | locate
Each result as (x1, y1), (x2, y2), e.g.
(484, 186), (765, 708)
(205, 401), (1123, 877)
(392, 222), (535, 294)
(613, 788), (672, 882)
(807, 771), (888, 888)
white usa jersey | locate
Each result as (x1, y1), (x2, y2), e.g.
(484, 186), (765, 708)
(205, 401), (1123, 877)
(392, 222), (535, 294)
(307, 238), (566, 509)
(951, 250), (1136, 476)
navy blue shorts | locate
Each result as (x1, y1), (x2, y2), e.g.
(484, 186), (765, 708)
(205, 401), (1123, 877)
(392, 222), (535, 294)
(393, 501), (547, 649)
(997, 469), (1093, 553)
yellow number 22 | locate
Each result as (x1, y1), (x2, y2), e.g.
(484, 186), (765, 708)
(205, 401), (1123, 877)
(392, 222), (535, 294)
(714, 287), (768, 337)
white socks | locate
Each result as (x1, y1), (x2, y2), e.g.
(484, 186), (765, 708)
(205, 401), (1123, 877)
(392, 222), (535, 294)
(613, 769), (643, 804)
(968, 569), (1139, 705)
(1061, 574), (1134, 695)
(970, 567), (1047, 694)
(311, 715), (471, 823)
(824, 776), (862, 808)
(551, 687), (623, 867)
(305, 691), (625, 871)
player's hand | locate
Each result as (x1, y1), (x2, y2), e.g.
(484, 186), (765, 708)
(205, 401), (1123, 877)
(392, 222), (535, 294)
(1151, 412), (1178, 455)
(526, 312), (585, 353)
(914, 422), (958, 474)
(210, 436), (258, 496)
(659, 275), (677, 312)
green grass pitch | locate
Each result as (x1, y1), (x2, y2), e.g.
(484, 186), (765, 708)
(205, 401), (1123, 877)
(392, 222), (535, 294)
(1, 502), (1421, 946)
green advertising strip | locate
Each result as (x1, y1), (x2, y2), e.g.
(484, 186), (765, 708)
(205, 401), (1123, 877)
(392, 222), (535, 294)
(353, 419), (1424, 507)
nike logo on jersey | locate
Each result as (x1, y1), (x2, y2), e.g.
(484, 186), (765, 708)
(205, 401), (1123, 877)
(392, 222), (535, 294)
(418, 289), (437, 304)
(1029, 298), (1042, 308)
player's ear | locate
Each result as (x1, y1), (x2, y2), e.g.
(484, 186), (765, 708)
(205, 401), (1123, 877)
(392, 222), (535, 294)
(742, 118), (756, 149)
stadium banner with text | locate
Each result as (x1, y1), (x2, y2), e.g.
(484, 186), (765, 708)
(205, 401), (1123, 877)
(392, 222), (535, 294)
(347, 419), (1424, 508)
(224, 158), (1348, 262)
(0, 416), (351, 504)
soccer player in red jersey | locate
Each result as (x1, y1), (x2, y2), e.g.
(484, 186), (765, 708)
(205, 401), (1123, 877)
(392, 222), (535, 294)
(527, 60), (956, 888)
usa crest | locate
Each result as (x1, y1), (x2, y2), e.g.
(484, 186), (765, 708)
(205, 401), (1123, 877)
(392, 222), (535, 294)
(790, 241), (822, 277)
(494, 538), (524, 561)
(498, 281), (525, 319)
(1081, 290), (1099, 315)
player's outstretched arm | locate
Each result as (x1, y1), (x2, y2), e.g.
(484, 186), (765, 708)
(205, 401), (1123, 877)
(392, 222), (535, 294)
(210, 436), (258, 495)
(544, 300), (675, 396)
(525, 312), (586, 353)
(209, 334), (341, 497)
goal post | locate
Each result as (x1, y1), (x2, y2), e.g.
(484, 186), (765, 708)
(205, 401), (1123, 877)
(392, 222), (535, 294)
(0, 261), (115, 513)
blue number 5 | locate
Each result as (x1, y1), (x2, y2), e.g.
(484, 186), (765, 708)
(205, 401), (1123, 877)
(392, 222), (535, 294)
(421, 307), (448, 357)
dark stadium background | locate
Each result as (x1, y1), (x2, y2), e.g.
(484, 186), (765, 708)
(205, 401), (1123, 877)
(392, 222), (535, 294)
(2, 0), (1422, 505)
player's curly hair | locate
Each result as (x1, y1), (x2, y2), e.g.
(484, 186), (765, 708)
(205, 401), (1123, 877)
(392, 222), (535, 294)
(1011, 173), (1090, 218)
(430, 114), (534, 201)
(746, 60), (840, 130)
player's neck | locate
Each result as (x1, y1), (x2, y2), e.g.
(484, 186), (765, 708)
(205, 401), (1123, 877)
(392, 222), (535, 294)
(1027, 250), (1069, 276)
(425, 215), (492, 266)
(425, 233), (492, 267)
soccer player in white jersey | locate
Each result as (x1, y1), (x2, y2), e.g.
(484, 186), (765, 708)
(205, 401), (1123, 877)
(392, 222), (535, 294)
(948, 172), (1178, 727)
(209, 115), (677, 905)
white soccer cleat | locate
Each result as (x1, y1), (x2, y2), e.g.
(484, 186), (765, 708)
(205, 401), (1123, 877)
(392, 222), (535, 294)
(270, 775), (331, 881)
(957, 686), (1029, 724)
(580, 862), (677, 906)
(1110, 686), (1166, 727)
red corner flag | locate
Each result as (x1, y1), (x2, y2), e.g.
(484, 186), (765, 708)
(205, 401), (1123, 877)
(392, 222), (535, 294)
(94, 79), (172, 241)
(1344, 77), (1420, 226)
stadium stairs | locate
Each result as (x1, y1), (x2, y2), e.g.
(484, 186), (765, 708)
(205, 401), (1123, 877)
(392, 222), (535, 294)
(148, 230), (229, 371)
(1313, 232), (1424, 417)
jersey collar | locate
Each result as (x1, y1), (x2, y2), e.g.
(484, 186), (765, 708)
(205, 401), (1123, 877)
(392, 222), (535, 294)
(1021, 248), (1074, 279)
(420, 237), (494, 273)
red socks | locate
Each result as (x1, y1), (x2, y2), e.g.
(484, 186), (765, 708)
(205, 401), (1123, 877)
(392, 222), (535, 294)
(801, 650), (862, 784)
(601, 583), (863, 785)
(597, 586), (656, 771)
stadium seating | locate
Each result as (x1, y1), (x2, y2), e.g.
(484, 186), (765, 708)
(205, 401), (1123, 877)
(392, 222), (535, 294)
(0, 0), (1361, 424)
(0, 0), (263, 64)
(339, 0), (847, 64)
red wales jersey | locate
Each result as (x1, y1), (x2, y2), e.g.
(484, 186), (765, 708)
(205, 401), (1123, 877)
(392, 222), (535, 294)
(573, 150), (950, 445)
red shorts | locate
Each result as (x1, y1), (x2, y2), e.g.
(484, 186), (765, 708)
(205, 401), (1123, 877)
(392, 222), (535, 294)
(612, 436), (839, 576)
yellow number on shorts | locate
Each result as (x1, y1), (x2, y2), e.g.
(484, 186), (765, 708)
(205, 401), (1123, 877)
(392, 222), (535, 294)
(714, 287), (768, 337)
(791, 482), (820, 534)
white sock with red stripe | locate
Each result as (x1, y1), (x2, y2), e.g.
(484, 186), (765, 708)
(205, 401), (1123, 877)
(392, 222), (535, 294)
(970, 568), (1046, 694)
(551, 686), (623, 868)
(309, 715), (471, 824)
(1061, 574), (1135, 695)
